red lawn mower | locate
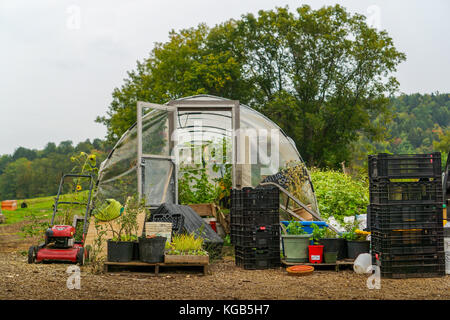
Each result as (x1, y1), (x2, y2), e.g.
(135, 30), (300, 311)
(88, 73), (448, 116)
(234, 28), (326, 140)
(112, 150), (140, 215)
(28, 174), (94, 265)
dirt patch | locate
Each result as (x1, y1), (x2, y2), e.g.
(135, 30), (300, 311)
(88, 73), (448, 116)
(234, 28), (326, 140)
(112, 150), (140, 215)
(0, 251), (449, 300)
(0, 221), (39, 253)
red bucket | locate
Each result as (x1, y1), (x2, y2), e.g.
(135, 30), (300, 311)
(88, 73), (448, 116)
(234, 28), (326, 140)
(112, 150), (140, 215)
(209, 221), (217, 232)
(308, 245), (324, 263)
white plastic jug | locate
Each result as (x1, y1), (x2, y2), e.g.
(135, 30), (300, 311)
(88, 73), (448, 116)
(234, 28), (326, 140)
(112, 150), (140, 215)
(353, 253), (372, 274)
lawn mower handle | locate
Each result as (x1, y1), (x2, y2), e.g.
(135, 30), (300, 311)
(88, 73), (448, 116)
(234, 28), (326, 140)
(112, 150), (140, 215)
(50, 173), (95, 238)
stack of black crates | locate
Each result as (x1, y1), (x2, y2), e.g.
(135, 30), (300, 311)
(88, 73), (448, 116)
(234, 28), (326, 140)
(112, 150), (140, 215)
(230, 186), (280, 270)
(368, 152), (445, 278)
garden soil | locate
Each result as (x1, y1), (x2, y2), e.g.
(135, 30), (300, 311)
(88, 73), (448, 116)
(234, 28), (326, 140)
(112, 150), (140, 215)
(0, 249), (449, 300)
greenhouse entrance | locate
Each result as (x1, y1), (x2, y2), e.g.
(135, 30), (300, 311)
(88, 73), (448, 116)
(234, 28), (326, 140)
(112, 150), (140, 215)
(136, 98), (241, 208)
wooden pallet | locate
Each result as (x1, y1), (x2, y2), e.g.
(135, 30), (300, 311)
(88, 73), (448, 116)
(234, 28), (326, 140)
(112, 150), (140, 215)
(104, 260), (209, 276)
(281, 259), (354, 272)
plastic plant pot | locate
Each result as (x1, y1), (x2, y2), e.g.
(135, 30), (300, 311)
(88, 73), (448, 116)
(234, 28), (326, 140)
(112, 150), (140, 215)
(132, 240), (140, 261)
(281, 234), (311, 263)
(107, 240), (134, 262)
(324, 251), (338, 264)
(320, 238), (347, 260)
(347, 240), (370, 260)
(138, 236), (166, 263)
(308, 245), (324, 263)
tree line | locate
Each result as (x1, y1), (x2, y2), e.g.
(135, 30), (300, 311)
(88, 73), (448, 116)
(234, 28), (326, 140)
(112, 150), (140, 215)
(0, 139), (111, 200)
(352, 93), (450, 167)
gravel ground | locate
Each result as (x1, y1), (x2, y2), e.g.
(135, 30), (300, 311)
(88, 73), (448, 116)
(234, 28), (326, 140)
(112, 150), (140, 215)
(0, 251), (449, 300)
(1, 222), (449, 300)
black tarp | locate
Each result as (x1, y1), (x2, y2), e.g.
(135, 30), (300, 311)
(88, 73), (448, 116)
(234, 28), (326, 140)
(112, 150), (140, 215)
(149, 203), (223, 244)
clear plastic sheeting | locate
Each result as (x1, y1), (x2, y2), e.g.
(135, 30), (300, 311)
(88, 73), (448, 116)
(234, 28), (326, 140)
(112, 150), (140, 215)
(142, 158), (175, 206)
(96, 95), (319, 213)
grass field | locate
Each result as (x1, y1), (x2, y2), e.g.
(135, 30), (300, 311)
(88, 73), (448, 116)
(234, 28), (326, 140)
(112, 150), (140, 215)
(1, 192), (89, 225)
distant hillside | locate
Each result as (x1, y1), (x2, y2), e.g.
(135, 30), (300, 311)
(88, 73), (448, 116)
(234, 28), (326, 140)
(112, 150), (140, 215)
(0, 139), (112, 201)
(352, 93), (450, 168)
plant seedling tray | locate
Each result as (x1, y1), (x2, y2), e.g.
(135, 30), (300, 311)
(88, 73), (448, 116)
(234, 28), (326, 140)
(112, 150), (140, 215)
(103, 260), (209, 276)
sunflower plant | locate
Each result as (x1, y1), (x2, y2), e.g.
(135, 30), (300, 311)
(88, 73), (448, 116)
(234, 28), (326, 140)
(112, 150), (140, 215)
(56, 152), (98, 225)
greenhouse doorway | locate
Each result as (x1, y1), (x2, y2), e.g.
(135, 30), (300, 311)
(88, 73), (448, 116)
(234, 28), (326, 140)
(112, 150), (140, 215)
(137, 98), (241, 208)
(137, 102), (177, 207)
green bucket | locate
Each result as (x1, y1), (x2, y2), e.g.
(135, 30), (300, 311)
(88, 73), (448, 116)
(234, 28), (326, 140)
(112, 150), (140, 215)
(282, 234), (311, 263)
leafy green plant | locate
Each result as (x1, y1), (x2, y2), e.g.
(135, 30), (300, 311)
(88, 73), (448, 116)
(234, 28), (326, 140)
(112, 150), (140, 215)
(20, 211), (50, 242)
(310, 168), (369, 224)
(106, 195), (142, 242)
(323, 227), (339, 239)
(342, 220), (366, 241)
(223, 234), (231, 247)
(310, 223), (326, 244)
(178, 166), (219, 204)
(86, 220), (107, 274)
(286, 220), (307, 235)
(178, 139), (232, 208)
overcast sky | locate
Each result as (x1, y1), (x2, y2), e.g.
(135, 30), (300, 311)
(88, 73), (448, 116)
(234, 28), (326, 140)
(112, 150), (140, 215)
(1, 0), (449, 155)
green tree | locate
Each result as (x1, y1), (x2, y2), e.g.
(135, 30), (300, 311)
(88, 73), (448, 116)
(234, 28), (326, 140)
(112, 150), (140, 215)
(96, 24), (244, 142)
(97, 5), (405, 168)
(433, 127), (450, 167)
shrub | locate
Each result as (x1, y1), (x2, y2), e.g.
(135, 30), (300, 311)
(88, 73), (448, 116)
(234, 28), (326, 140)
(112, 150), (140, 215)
(309, 168), (369, 224)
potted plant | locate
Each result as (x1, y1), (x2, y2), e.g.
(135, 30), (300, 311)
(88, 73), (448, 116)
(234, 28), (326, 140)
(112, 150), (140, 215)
(106, 196), (140, 262)
(164, 233), (209, 264)
(308, 224), (325, 263)
(281, 220), (311, 263)
(319, 228), (347, 262)
(342, 221), (370, 260)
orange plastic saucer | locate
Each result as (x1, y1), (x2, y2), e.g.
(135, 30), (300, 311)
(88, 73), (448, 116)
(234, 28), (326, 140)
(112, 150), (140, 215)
(286, 265), (314, 276)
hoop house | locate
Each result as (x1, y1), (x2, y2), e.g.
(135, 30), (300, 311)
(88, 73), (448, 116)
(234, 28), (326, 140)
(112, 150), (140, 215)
(96, 95), (319, 213)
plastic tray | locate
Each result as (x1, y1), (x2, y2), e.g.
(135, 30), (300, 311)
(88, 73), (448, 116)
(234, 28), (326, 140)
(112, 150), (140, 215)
(234, 246), (281, 270)
(369, 180), (443, 205)
(369, 204), (443, 230)
(368, 153), (441, 179)
(231, 186), (280, 210)
(231, 225), (280, 247)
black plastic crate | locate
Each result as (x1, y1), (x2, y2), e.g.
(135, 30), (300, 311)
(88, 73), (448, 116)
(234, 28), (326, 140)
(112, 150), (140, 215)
(234, 246), (281, 270)
(231, 186), (279, 210)
(368, 153), (441, 179)
(378, 265), (445, 279)
(230, 209), (279, 227)
(231, 189), (244, 209)
(371, 229), (444, 255)
(231, 225), (280, 247)
(369, 204), (443, 231)
(372, 252), (445, 278)
(369, 180), (443, 205)
(149, 213), (184, 233)
(372, 251), (445, 266)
